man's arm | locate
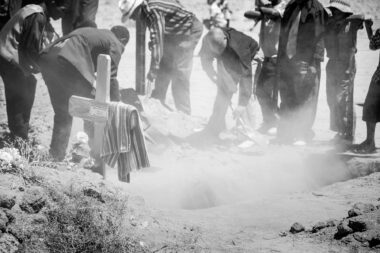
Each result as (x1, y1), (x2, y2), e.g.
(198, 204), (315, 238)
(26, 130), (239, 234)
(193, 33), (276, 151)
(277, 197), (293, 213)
(200, 55), (217, 83)
(19, 12), (46, 73)
(145, 7), (165, 81)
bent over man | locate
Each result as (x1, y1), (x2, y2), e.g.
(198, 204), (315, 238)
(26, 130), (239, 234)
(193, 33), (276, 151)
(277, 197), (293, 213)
(39, 26), (129, 161)
(0, 1), (54, 139)
(199, 27), (259, 136)
(120, 0), (203, 115)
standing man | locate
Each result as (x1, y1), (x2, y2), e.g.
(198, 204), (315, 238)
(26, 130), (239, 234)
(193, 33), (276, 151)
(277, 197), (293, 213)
(199, 27), (259, 136)
(58, 0), (99, 35)
(244, 0), (287, 134)
(325, 0), (363, 146)
(39, 26), (129, 161)
(276, 0), (326, 145)
(119, 0), (203, 115)
(0, 0), (55, 139)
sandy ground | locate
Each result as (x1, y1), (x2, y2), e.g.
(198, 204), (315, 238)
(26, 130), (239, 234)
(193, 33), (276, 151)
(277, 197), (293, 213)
(1, 0), (380, 252)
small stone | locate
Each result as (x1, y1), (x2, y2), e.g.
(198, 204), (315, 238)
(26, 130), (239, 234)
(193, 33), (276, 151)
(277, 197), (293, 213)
(335, 220), (353, 239)
(326, 219), (339, 227)
(353, 233), (370, 244)
(348, 218), (373, 232)
(368, 233), (380, 248)
(289, 222), (305, 234)
(0, 233), (20, 253)
(0, 192), (16, 210)
(129, 216), (137, 227)
(83, 188), (105, 203)
(341, 234), (355, 245)
(19, 187), (47, 214)
(0, 210), (9, 232)
(312, 222), (327, 233)
(348, 203), (376, 218)
(279, 231), (288, 237)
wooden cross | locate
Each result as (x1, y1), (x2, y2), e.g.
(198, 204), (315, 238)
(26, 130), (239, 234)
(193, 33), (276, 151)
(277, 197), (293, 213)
(136, 11), (147, 95)
(68, 54), (111, 178)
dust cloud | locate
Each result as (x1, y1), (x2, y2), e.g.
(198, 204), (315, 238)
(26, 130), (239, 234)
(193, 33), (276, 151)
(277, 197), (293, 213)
(101, 100), (352, 211)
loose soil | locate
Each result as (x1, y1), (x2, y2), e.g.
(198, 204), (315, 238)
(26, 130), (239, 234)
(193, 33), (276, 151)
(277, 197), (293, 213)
(1, 0), (380, 252)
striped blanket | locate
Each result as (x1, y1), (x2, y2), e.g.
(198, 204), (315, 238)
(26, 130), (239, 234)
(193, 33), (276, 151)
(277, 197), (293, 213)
(101, 102), (150, 183)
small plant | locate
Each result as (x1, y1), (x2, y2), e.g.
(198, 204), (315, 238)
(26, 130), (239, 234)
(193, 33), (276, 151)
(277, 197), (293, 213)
(43, 189), (142, 253)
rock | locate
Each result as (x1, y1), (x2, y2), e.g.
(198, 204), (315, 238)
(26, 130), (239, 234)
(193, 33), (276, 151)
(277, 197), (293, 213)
(0, 234), (19, 253)
(0, 192), (16, 209)
(368, 233), (380, 248)
(348, 218), (373, 232)
(326, 219), (339, 227)
(353, 233), (371, 245)
(19, 187), (47, 214)
(348, 203), (376, 218)
(289, 222), (305, 234)
(83, 188), (105, 203)
(335, 220), (353, 239)
(312, 222), (327, 233)
(0, 210), (8, 232)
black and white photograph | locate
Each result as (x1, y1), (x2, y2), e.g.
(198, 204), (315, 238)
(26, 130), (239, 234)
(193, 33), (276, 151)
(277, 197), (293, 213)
(0, 0), (380, 252)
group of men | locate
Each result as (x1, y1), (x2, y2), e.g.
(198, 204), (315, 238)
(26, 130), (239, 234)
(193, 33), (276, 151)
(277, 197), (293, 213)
(0, 0), (129, 161)
(244, 0), (370, 148)
(0, 0), (379, 163)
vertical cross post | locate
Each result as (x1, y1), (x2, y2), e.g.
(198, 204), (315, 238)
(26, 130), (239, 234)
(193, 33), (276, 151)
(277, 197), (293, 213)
(136, 10), (146, 95)
(93, 54), (111, 178)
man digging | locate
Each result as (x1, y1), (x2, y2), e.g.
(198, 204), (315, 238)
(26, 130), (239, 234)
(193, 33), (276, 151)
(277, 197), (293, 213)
(39, 26), (129, 161)
(199, 27), (259, 138)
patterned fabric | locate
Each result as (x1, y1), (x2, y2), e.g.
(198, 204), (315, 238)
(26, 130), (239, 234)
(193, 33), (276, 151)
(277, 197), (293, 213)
(141, 0), (195, 72)
(370, 29), (380, 51)
(101, 103), (150, 183)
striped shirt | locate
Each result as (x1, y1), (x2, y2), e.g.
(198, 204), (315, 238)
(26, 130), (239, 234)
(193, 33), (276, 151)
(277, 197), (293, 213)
(141, 0), (195, 72)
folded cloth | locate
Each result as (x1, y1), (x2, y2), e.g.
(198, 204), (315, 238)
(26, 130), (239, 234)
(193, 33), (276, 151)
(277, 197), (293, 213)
(101, 102), (150, 183)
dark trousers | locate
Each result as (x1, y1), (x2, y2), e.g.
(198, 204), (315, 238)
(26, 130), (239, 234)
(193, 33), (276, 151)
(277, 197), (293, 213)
(40, 49), (119, 161)
(62, 0), (99, 35)
(205, 87), (234, 135)
(0, 57), (36, 139)
(151, 17), (203, 115)
(277, 58), (321, 142)
(256, 57), (278, 125)
(326, 59), (356, 140)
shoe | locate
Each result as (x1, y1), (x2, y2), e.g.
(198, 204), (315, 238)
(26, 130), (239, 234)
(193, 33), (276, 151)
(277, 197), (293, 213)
(350, 141), (376, 154)
(257, 123), (277, 135)
(293, 140), (306, 146)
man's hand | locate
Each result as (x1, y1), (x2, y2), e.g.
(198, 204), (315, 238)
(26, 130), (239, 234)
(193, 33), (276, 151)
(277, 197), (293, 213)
(147, 70), (157, 83)
(233, 105), (246, 120)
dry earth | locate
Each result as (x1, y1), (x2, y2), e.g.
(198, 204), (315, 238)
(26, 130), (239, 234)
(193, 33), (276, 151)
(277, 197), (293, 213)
(1, 0), (380, 252)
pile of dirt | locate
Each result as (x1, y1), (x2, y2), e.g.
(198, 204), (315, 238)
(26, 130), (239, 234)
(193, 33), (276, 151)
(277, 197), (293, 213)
(287, 201), (380, 251)
(0, 148), (146, 253)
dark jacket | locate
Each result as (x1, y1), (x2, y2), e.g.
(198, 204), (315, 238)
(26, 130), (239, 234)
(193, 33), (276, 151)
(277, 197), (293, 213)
(200, 27), (259, 106)
(278, 0), (326, 63)
(41, 27), (124, 87)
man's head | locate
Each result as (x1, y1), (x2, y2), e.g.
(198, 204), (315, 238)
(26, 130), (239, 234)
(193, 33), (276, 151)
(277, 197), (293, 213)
(203, 27), (227, 56)
(111, 25), (130, 46)
(119, 0), (143, 22)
